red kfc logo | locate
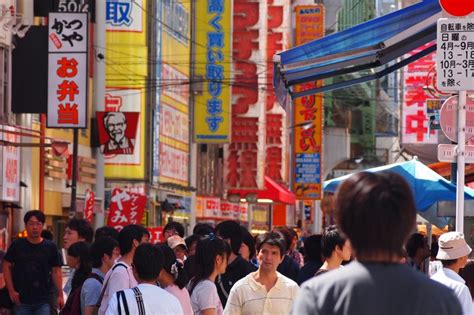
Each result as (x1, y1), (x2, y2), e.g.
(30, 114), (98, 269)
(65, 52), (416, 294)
(439, 0), (474, 16)
(96, 112), (140, 155)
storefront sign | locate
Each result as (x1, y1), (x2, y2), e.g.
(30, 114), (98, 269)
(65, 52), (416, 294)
(0, 127), (20, 202)
(83, 189), (95, 222)
(47, 12), (88, 128)
(240, 203), (248, 222)
(159, 144), (189, 184)
(162, 0), (189, 44)
(107, 188), (147, 230)
(106, 0), (143, 32)
(147, 227), (164, 244)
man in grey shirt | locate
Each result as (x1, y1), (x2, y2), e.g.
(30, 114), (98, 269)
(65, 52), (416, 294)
(291, 171), (462, 315)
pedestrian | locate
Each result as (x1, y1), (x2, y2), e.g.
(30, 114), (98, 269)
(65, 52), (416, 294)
(94, 227), (119, 242)
(275, 227), (300, 282)
(223, 231), (299, 315)
(215, 221), (254, 307)
(315, 225), (351, 276)
(184, 234), (200, 257)
(167, 235), (187, 261)
(61, 242), (91, 315)
(239, 226), (258, 270)
(3, 210), (63, 315)
(97, 224), (150, 315)
(163, 221), (185, 240)
(156, 245), (193, 315)
(459, 260), (474, 300)
(188, 234), (231, 315)
(431, 231), (473, 315)
(288, 228), (304, 268)
(296, 234), (323, 285)
(80, 237), (120, 315)
(105, 244), (183, 315)
(406, 233), (430, 272)
(291, 171), (462, 315)
(192, 223), (214, 237)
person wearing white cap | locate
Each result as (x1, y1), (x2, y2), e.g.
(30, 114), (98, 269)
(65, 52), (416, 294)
(431, 231), (473, 315)
(167, 235), (188, 262)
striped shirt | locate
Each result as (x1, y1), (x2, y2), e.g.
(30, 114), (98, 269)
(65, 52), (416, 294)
(223, 272), (299, 315)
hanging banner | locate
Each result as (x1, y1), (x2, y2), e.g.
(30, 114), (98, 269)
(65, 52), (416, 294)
(147, 227), (164, 244)
(96, 111), (140, 155)
(83, 189), (95, 223)
(0, 127), (20, 202)
(47, 12), (88, 128)
(106, 188), (147, 230)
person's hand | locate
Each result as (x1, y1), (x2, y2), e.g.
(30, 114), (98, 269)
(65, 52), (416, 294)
(57, 294), (64, 310)
(8, 289), (19, 305)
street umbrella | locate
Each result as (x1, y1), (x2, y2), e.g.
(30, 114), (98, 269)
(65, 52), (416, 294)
(323, 159), (474, 212)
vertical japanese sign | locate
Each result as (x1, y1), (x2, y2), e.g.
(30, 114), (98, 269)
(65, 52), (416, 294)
(152, 0), (163, 185)
(47, 13), (88, 128)
(105, 0), (143, 32)
(83, 189), (95, 223)
(0, 127), (20, 202)
(194, 0), (231, 143)
(293, 5), (324, 199)
(106, 188), (147, 230)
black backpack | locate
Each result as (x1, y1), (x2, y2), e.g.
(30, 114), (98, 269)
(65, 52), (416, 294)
(60, 273), (104, 315)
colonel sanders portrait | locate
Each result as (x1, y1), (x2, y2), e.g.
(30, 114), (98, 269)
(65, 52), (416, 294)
(100, 112), (135, 155)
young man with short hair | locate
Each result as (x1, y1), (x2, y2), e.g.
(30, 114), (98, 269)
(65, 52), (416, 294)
(224, 231), (299, 315)
(81, 237), (120, 315)
(98, 224), (150, 315)
(163, 221), (185, 240)
(315, 225), (351, 276)
(291, 172), (462, 315)
(3, 210), (63, 315)
(105, 244), (183, 315)
(431, 231), (473, 315)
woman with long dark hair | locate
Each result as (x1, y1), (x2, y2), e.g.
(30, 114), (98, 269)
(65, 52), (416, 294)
(188, 235), (230, 315)
(157, 245), (193, 314)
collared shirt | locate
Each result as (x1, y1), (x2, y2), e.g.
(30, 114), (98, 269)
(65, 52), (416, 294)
(431, 267), (473, 315)
(216, 256), (255, 307)
(223, 271), (299, 315)
(81, 268), (105, 314)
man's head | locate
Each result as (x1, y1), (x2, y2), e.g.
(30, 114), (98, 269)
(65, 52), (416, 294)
(167, 235), (187, 261)
(95, 226), (119, 241)
(437, 232), (472, 271)
(118, 224), (150, 256)
(24, 210), (45, 239)
(63, 218), (93, 249)
(406, 233), (430, 262)
(90, 236), (120, 270)
(256, 232), (286, 273)
(304, 234), (323, 263)
(335, 171), (416, 259)
(215, 220), (242, 256)
(163, 221), (185, 239)
(321, 225), (351, 261)
(133, 243), (163, 282)
(193, 223), (214, 237)
(104, 112), (127, 144)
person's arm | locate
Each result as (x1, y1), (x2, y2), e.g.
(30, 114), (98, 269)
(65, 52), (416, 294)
(82, 279), (102, 315)
(201, 309), (217, 315)
(2, 260), (19, 305)
(52, 266), (64, 310)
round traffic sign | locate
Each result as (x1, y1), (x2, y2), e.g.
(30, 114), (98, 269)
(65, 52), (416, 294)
(439, 95), (474, 143)
(439, 0), (474, 17)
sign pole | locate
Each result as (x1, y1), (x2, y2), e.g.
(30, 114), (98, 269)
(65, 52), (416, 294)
(456, 90), (467, 232)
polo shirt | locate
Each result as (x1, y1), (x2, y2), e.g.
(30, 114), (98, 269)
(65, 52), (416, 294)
(431, 267), (473, 315)
(216, 256), (255, 306)
(223, 271), (299, 315)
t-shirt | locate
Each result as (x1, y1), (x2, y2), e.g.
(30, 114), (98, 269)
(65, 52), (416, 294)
(80, 268), (105, 314)
(165, 284), (193, 315)
(189, 280), (223, 315)
(291, 261), (462, 315)
(216, 256), (254, 307)
(4, 238), (61, 305)
(431, 267), (473, 315)
(105, 283), (183, 315)
(297, 260), (322, 285)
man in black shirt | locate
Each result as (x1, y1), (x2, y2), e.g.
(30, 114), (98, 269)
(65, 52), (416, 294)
(3, 210), (63, 315)
(215, 221), (255, 307)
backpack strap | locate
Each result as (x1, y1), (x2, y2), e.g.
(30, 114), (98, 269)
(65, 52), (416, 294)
(88, 272), (104, 284)
(132, 287), (146, 315)
(96, 263), (128, 308)
(116, 290), (129, 315)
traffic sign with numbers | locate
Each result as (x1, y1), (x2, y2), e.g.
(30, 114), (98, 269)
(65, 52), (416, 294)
(439, 95), (474, 143)
(438, 144), (474, 163)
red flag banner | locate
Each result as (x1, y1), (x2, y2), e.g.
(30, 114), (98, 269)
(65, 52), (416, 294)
(107, 188), (147, 230)
(84, 189), (95, 223)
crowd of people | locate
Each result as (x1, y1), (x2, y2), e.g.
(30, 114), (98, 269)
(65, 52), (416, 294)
(2, 171), (474, 314)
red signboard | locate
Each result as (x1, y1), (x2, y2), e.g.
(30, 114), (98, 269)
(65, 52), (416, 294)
(147, 227), (164, 244)
(96, 111), (140, 155)
(106, 188), (147, 230)
(439, 0), (474, 17)
(83, 189), (95, 223)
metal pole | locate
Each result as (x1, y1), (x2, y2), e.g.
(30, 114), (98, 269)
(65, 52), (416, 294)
(456, 90), (467, 233)
(70, 129), (79, 217)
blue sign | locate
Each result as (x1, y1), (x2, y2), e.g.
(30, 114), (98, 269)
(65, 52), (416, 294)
(295, 153), (321, 183)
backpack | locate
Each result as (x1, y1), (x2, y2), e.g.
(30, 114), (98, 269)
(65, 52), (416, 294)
(60, 273), (104, 315)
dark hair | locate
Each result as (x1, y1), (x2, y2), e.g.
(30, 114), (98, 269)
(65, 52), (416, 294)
(431, 238), (439, 259)
(335, 172), (416, 258)
(215, 220), (242, 255)
(304, 234), (323, 263)
(406, 233), (426, 258)
(95, 226), (119, 241)
(274, 227), (292, 252)
(185, 234), (200, 249)
(119, 224), (150, 255)
(241, 226), (256, 260)
(133, 244), (163, 281)
(157, 245), (189, 289)
(66, 218), (93, 243)
(90, 236), (119, 268)
(193, 223), (214, 237)
(41, 229), (53, 241)
(68, 242), (92, 290)
(321, 225), (346, 258)
(441, 259), (459, 267)
(164, 221), (185, 238)
(23, 210), (45, 224)
(189, 236), (231, 293)
(256, 232), (286, 257)
(460, 261), (474, 297)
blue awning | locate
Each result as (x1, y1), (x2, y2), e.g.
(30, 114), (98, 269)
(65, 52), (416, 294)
(274, 0), (441, 101)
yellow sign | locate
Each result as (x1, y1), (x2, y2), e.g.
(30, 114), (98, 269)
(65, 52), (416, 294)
(194, 0), (231, 143)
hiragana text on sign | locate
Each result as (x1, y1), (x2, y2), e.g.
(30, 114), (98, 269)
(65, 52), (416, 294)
(437, 18), (474, 91)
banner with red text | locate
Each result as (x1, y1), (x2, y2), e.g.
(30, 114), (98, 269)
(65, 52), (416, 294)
(107, 188), (147, 230)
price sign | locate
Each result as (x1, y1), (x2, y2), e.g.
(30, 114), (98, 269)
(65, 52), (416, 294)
(437, 18), (474, 91)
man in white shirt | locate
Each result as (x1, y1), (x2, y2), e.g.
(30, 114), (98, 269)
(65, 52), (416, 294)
(431, 231), (473, 315)
(106, 243), (183, 315)
(223, 231), (299, 315)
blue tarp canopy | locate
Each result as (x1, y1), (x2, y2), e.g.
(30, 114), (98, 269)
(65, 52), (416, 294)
(323, 160), (474, 213)
(274, 0), (441, 101)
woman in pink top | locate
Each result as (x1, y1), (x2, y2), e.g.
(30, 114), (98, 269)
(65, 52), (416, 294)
(157, 245), (193, 315)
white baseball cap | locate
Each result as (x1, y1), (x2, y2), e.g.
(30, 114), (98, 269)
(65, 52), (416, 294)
(437, 231), (472, 260)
